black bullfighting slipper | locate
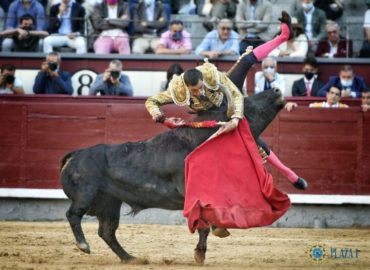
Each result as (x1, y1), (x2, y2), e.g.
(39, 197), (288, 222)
(212, 227), (231, 238)
(278, 11), (293, 40)
(293, 177), (308, 190)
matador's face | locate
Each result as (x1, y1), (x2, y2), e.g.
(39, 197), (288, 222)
(187, 80), (204, 98)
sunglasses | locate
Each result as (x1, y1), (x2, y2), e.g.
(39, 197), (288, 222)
(220, 27), (232, 31)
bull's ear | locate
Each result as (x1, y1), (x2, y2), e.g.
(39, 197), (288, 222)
(271, 88), (282, 95)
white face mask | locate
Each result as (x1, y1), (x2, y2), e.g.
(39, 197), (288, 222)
(341, 79), (353, 87)
(302, 2), (314, 12)
(263, 67), (275, 76)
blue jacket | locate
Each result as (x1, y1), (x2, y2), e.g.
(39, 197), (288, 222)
(89, 74), (133, 96)
(317, 75), (368, 98)
(33, 70), (73, 95)
(6, 0), (45, 30)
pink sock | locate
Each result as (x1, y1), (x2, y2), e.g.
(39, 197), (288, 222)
(266, 150), (298, 183)
(253, 24), (290, 61)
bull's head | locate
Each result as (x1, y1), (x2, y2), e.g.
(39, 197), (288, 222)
(244, 88), (285, 140)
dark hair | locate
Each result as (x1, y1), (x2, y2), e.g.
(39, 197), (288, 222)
(170, 20), (183, 26)
(0, 64), (16, 73)
(165, 63), (184, 89)
(303, 56), (318, 68)
(331, 84), (342, 93)
(183, 69), (203, 86)
(19, 13), (35, 24)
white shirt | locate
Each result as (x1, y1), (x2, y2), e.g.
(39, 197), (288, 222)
(364, 9), (370, 28)
(304, 7), (315, 39)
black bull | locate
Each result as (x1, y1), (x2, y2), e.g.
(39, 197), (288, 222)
(60, 88), (285, 264)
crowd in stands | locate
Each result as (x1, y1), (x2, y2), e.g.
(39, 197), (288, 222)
(0, 0), (369, 112)
(0, 0), (368, 57)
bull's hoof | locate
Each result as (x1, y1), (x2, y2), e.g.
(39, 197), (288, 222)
(76, 242), (90, 254)
(123, 256), (149, 265)
(293, 177), (308, 190)
(194, 249), (205, 265)
(212, 227), (231, 238)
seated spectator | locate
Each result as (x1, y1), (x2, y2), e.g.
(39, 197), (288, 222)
(33, 52), (73, 95)
(235, 0), (275, 54)
(359, 2), (370, 58)
(362, 89), (370, 112)
(132, 0), (167, 54)
(291, 56), (324, 96)
(195, 18), (239, 59)
(0, 64), (25, 94)
(269, 17), (308, 58)
(89, 59), (133, 96)
(314, 0), (344, 22)
(316, 21), (353, 58)
(310, 86), (348, 108)
(254, 57), (286, 94)
(202, 0), (238, 32)
(43, 0), (86, 54)
(293, 0), (327, 52)
(2, 0), (46, 51)
(91, 0), (131, 55)
(159, 63), (184, 91)
(155, 20), (192, 55)
(318, 65), (368, 98)
(0, 14), (48, 52)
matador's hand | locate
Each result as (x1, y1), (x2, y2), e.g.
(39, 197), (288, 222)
(207, 118), (239, 141)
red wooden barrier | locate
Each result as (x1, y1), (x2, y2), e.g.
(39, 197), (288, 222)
(0, 95), (368, 195)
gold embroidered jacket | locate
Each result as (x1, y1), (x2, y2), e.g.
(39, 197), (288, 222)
(145, 61), (244, 119)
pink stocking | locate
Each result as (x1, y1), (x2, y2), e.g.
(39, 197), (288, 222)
(253, 24), (290, 61)
(266, 150), (298, 183)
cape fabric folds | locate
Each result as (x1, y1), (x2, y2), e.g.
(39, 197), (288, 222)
(183, 118), (291, 233)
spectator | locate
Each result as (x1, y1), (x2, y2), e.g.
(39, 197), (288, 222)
(362, 89), (370, 112)
(132, 0), (167, 54)
(155, 20), (192, 55)
(315, 21), (352, 58)
(2, 0), (45, 51)
(293, 0), (327, 52)
(195, 18), (239, 59)
(33, 52), (73, 95)
(202, 0), (238, 32)
(89, 59), (133, 96)
(359, 1), (370, 58)
(254, 57), (286, 94)
(269, 17), (308, 58)
(318, 65), (368, 98)
(0, 64), (25, 95)
(91, 0), (131, 55)
(235, 0), (275, 54)
(159, 63), (184, 91)
(291, 56), (324, 96)
(310, 86), (348, 108)
(0, 14), (48, 52)
(0, 6), (4, 32)
(43, 0), (86, 54)
(314, 0), (344, 22)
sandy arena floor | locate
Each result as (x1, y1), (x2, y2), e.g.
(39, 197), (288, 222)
(0, 222), (369, 270)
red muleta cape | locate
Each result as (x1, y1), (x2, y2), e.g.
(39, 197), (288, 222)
(183, 118), (291, 233)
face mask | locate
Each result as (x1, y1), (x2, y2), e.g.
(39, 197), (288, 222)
(302, 2), (313, 12)
(172, 31), (182, 42)
(341, 79), (353, 87)
(263, 67), (275, 76)
(107, 0), (118, 5)
(304, 72), (315, 80)
(145, 0), (154, 6)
